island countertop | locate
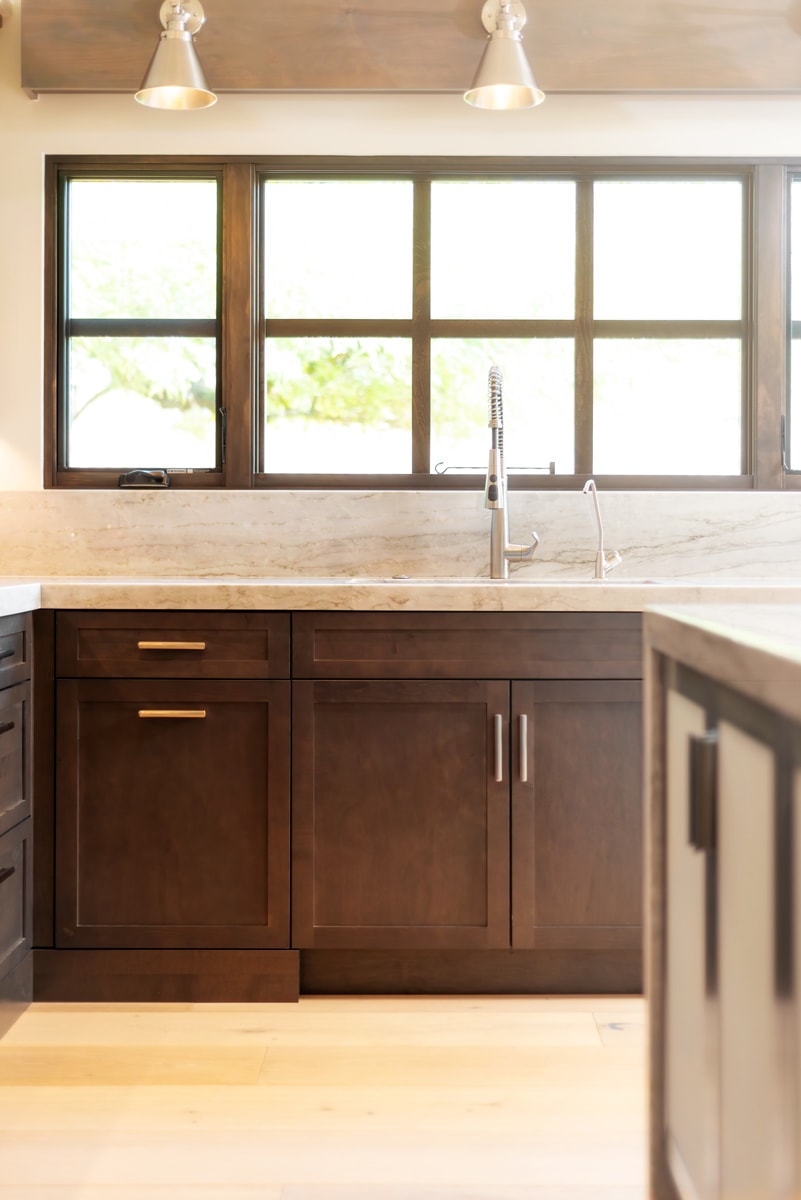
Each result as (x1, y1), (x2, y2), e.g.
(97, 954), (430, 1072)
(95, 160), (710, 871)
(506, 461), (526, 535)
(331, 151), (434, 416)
(644, 602), (801, 725)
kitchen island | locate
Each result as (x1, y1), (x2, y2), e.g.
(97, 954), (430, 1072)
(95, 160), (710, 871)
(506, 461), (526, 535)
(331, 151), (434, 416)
(645, 604), (801, 1200)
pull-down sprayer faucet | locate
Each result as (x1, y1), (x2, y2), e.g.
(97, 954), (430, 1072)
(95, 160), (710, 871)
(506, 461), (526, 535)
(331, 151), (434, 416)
(484, 365), (539, 579)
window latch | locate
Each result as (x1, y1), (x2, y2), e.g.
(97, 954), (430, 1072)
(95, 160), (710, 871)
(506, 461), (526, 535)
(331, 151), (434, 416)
(118, 469), (171, 488)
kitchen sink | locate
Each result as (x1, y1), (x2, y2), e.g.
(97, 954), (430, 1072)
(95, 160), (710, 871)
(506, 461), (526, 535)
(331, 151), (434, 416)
(348, 575), (673, 586)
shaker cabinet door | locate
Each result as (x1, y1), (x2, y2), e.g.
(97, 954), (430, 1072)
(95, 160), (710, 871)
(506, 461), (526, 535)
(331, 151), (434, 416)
(292, 678), (510, 950)
(717, 720), (779, 1200)
(511, 680), (643, 952)
(55, 678), (291, 950)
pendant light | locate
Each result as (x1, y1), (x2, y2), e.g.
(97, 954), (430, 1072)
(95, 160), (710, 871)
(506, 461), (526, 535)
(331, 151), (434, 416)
(464, 0), (545, 111)
(135, 0), (217, 111)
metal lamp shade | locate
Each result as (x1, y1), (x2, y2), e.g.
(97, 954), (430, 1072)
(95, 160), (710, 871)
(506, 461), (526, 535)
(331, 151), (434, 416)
(464, 33), (545, 109)
(135, 31), (217, 110)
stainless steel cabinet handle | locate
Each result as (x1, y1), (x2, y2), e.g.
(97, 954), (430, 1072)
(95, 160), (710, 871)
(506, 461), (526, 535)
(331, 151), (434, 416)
(137, 641), (206, 651)
(494, 713), (503, 782)
(519, 714), (528, 782)
(0, 648), (14, 662)
(138, 710), (207, 719)
(0, 721), (15, 737)
(0, 866), (15, 886)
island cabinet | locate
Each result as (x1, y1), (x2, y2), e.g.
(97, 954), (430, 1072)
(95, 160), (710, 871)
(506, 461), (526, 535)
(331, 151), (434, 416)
(38, 611), (297, 1002)
(0, 612), (33, 1037)
(291, 611), (643, 994)
(647, 617), (801, 1200)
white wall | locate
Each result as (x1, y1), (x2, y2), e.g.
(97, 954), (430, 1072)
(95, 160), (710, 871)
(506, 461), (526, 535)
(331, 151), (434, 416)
(3, 1), (801, 490)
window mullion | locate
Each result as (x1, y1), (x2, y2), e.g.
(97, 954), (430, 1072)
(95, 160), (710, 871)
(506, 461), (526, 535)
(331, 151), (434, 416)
(753, 164), (786, 487)
(412, 179), (431, 475)
(222, 162), (257, 488)
(575, 180), (593, 475)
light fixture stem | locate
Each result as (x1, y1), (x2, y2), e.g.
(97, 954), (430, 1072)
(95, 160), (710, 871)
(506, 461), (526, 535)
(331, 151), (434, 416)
(497, 2), (522, 35)
(166, 2), (188, 32)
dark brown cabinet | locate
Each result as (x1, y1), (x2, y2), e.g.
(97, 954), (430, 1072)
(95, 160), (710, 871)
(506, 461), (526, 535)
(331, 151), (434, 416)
(292, 612), (643, 988)
(41, 611), (297, 1002)
(0, 612), (34, 1036)
(37, 608), (643, 1000)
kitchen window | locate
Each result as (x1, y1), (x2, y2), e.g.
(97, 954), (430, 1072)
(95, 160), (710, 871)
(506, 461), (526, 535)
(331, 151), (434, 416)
(46, 157), (790, 490)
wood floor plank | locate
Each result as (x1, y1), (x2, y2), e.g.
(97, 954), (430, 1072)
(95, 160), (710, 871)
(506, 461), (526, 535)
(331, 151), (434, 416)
(0, 1045), (266, 1086)
(1, 1009), (603, 1049)
(0, 1077), (646, 1132)
(280, 1189), (647, 1200)
(0, 1191), (280, 1200)
(0, 1128), (646, 1188)
(257, 1043), (642, 1088)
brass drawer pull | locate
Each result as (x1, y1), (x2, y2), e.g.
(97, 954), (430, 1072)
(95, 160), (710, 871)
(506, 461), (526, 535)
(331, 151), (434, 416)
(137, 641), (207, 651)
(0, 865), (15, 886)
(0, 721), (15, 736)
(138, 710), (207, 719)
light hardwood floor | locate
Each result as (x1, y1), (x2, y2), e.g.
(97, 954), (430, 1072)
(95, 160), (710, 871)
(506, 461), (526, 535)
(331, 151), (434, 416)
(0, 995), (646, 1200)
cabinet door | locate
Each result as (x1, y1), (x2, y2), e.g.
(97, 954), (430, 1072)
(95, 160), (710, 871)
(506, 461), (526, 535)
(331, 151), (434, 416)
(664, 688), (714, 1200)
(511, 680), (642, 951)
(717, 719), (779, 1200)
(55, 679), (290, 949)
(292, 679), (510, 949)
(0, 681), (31, 839)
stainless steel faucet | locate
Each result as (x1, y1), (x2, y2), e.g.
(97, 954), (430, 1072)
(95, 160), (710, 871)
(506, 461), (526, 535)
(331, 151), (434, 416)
(484, 365), (539, 579)
(583, 479), (621, 579)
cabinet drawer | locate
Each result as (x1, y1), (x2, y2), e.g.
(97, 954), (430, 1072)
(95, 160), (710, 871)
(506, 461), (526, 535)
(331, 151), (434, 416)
(56, 611), (291, 679)
(293, 612), (643, 680)
(0, 612), (32, 689)
(0, 818), (31, 979)
(0, 682), (31, 839)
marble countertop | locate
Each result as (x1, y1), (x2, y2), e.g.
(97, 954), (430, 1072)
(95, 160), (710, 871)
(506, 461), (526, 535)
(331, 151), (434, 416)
(2, 575), (801, 615)
(644, 603), (801, 724)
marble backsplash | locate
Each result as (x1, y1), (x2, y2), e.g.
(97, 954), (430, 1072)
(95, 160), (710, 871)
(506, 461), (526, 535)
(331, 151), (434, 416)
(0, 488), (799, 581)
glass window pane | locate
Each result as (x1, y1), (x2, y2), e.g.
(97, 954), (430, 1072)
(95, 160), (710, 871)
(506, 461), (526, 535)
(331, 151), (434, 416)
(790, 182), (801, 318)
(788, 183), (801, 469)
(593, 340), (741, 474)
(69, 179), (218, 320)
(594, 180), (742, 320)
(431, 182), (576, 319)
(67, 337), (217, 469)
(263, 338), (412, 473)
(431, 339), (575, 475)
(263, 182), (413, 319)
(790, 341), (801, 468)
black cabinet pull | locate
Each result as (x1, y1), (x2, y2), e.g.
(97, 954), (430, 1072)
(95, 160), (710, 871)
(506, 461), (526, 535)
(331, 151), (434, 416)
(689, 730), (718, 851)
(0, 648), (14, 662)
(0, 721), (15, 737)
(0, 865), (15, 885)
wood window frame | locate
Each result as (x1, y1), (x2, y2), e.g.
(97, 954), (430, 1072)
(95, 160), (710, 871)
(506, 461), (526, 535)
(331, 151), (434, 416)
(45, 155), (793, 491)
